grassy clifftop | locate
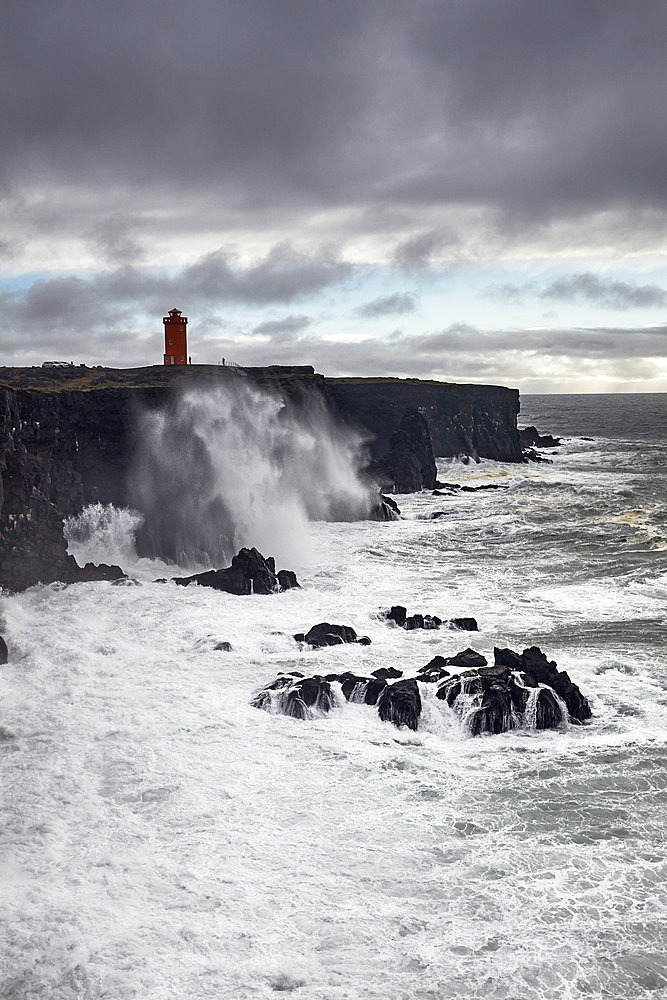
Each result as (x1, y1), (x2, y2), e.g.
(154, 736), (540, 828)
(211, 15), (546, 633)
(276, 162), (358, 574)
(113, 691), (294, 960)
(0, 364), (320, 392)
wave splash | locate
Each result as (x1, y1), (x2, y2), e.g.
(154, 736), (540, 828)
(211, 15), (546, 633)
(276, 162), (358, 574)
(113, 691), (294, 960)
(130, 382), (375, 569)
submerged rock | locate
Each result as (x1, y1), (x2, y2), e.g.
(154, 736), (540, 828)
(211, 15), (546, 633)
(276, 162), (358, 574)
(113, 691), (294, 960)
(173, 547), (299, 595)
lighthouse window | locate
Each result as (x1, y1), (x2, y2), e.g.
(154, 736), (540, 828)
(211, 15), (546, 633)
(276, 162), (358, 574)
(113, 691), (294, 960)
(169, 339), (173, 345)
(180, 325), (183, 330)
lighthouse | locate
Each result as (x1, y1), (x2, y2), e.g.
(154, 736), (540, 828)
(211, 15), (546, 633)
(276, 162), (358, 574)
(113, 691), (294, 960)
(163, 308), (188, 365)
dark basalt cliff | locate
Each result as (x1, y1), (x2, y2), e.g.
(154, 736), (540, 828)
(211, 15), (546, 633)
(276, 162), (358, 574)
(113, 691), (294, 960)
(0, 365), (522, 591)
(327, 377), (521, 464)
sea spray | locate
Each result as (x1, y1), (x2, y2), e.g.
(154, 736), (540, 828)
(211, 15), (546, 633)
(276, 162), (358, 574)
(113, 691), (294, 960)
(64, 502), (144, 569)
(130, 381), (376, 568)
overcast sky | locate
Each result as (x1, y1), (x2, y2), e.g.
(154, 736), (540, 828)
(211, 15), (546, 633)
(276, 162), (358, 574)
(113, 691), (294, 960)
(2, 0), (667, 391)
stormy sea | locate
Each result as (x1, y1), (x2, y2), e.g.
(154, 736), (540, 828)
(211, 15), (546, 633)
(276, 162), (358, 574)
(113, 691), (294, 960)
(2, 392), (666, 1000)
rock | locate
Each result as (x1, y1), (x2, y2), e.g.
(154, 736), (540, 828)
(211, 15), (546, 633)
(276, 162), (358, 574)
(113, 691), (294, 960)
(436, 645), (590, 733)
(449, 618), (479, 631)
(417, 655), (450, 683)
(494, 646), (523, 669)
(174, 547), (298, 595)
(377, 678), (422, 731)
(459, 484), (509, 492)
(519, 426), (561, 448)
(383, 607), (474, 632)
(297, 622), (368, 648)
(387, 606), (407, 626)
(445, 648), (488, 668)
(371, 666), (403, 680)
(370, 494), (402, 521)
(358, 636), (372, 646)
(213, 641), (233, 652)
(277, 569), (300, 590)
(251, 674), (336, 719)
(534, 687), (564, 729)
(339, 674), (387, 705)
(0, 635), (7, 664)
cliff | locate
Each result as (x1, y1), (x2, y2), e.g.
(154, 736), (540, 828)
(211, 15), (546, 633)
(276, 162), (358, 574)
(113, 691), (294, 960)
(0, 365), (522, 591)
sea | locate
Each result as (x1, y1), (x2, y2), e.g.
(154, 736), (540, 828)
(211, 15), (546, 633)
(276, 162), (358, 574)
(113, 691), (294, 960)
(2, 391), (666, 1000)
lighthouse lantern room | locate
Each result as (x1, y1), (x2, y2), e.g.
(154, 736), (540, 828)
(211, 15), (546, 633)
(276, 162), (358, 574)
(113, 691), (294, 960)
(163, 308), (188, 365)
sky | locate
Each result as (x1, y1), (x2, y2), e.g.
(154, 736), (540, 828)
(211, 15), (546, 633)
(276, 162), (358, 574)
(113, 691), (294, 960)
(2, 0), (667, 392)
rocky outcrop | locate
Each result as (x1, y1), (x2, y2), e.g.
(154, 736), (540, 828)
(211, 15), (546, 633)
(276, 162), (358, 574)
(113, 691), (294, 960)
(0, 365), (525, 590)
(519, 426), (561, 448)
(252, 645), (591, 735)
(383, 606), (478, 631)
(0, 635), (7, 664)
(173, 547), (299, 595)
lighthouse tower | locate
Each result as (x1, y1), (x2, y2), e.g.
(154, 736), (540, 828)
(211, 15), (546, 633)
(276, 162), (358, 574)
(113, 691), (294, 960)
(163, 308), (188, 365)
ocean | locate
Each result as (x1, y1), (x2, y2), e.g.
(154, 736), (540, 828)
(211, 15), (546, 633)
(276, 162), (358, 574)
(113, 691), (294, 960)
(2, 392), (666, 999)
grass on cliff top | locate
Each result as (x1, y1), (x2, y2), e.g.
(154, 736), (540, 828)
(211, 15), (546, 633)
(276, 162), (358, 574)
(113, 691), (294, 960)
(0, 365), (324, 392)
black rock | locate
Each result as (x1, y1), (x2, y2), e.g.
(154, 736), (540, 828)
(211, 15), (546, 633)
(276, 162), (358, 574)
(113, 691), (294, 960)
(371, 666), (403, 680)
(383, 606), (442, 630)
(449, 618), (479, 631)
(494, 646), (523, 669)
(370, 495), (402, 521)
(339, 674), (387, 705)
(0, 635), (7, 665)
(173, 547), (299, 595)
(519, 426), (561, 449)
(445, 648), (488, 668)
(358, 636), (372, 646)
(213, 641), (233, 652)
(377, 679), (422, 731)
(435, 645), (590, 733)
(277, 569), (300, 590)
(387, 606), (407, 626)
(535, 687), (564, 729)
(299, 623), (360, 648)
(251, 674), (336, 719)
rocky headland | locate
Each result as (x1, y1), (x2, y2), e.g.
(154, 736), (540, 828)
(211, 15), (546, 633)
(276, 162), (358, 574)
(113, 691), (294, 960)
(0, 364), (524, 591)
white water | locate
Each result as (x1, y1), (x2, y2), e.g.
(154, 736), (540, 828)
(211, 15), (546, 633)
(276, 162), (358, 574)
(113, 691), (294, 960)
(130, 383), (375, 569)
(2, 407), (667, 999)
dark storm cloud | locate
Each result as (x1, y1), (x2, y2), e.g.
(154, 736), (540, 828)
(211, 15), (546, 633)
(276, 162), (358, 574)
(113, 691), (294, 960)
(488, 273), (667, 309)
(3, 1), (667, 236)
(356, 293), (416, 318)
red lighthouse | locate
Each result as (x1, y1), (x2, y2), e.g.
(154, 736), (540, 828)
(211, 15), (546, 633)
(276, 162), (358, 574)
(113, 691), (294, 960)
(163, 308), (188, 365)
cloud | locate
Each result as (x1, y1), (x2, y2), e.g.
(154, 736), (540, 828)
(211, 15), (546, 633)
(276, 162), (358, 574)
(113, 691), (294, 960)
(487, 273), (667, 310)
(3, 2), (667, 259)
(540, 273), (667, 309)
(356, 293), (416, 318)
(87, 216), (145, 266)
(251, 315), (311, 338)
(183, 244), (351, 304)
